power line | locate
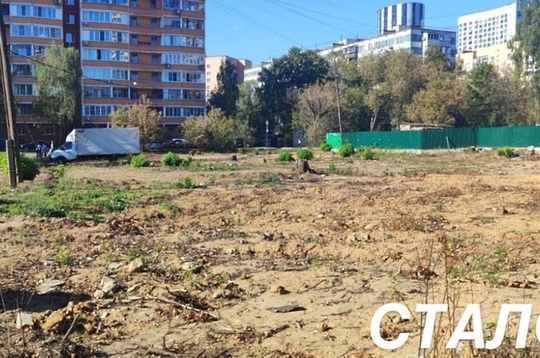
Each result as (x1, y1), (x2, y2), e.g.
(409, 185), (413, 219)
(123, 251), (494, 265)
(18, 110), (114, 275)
(207, 0), (303, 46)
(261, 0), (359, 37)
(266, 0), (375, 29)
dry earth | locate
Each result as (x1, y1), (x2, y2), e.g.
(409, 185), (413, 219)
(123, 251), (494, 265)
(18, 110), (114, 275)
(1, 149), (540, 357)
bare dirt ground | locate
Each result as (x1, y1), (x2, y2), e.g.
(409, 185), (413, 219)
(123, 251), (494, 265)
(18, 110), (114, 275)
(1, 149), (540, 357)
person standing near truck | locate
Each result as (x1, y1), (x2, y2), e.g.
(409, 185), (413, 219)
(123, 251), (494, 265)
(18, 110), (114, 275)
(36, 144), (42, 158)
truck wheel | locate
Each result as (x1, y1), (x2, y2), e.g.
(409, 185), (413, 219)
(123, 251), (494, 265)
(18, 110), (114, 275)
(56, 157), (67, 165)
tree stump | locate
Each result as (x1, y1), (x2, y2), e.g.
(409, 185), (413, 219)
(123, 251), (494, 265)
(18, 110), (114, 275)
(298, 159), (310, 174)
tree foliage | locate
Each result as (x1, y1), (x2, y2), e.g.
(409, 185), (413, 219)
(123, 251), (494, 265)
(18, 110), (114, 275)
(207, 58), (239, 117)
(109, 94), (162, 145)
(256, 47), (330, 139)
(182, 109), (238, 152)
(32, 44), (82, 142)
(512, 0), (540, 120)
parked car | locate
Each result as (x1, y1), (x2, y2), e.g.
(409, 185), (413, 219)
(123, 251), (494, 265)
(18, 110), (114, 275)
(161, 138), (197, 152)
(145, 140), (162, 152)
(20, 140), (50, 153)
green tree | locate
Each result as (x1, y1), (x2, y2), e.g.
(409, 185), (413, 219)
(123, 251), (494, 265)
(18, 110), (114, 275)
(511, 0), (540, 121)
(32, 44), (82, 143)
(109, 94), (162, 145)
(294, 82), (340, 145)
(405, 71), (467, 126)
(182, 109), (238, 152)
(256, 47), (329, 141)
(207, 58), (239, 117)
(235, 82), (259, 146)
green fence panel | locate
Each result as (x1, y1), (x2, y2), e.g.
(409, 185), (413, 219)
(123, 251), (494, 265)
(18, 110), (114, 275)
(420, 128), (476, 149)
(327, 130), (422, 149)
(477, 126), (540, 148)
(326, 133), (342, 148)
(327, 126), (540, 150)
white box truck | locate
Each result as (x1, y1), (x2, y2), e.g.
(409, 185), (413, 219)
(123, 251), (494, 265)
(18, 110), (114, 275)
(50, 128), (140, 164)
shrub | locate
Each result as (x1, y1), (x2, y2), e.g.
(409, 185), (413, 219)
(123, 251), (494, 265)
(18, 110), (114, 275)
(130, 154), (150, 167)
(276, 151), (294, 162)
(338, 143), (355, 157)
(296, 148), (314, 160)
(162, 152), (181, 167)
(180, 156), (193, 167)
(181, 177), (196, 189)
(320, 143), (332, 152)
(253, 148), (261, 155)
(0, 153), (40, 181)
(360, 147), (376, 160)
(496, 147), (518, 158)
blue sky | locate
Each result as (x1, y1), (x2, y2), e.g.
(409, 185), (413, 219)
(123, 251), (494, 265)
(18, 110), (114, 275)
(206, 0), (516, 65)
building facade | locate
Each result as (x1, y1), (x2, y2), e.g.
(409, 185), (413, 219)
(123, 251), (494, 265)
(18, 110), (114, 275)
(205, 56), (251, 99)
(318, 28), (456, 63)
(457, 2), (520, 54)
(243, 61), (271, 84)
(377, 2), (424, 36)
(319, 2), (456, 63)
(5, 0), (206, 142)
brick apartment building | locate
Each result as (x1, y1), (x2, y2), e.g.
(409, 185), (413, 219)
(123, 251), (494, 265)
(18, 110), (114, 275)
(3, 0), (206, 144)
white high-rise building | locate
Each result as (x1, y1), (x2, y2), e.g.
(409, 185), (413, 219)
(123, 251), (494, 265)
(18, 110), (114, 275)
(457, 2), (521, 54)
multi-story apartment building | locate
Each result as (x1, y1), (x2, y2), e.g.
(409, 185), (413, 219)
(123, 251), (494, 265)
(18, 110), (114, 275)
(457, 2), (522, 71)
(377, 2), (424, 36)
(205, 55), (251, 99)
(319, 2), (456, 63)
(243, 61), (271, 84)
(5, 0), (206, 142)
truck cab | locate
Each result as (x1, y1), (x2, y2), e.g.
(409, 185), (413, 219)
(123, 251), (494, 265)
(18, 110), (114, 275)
(50, 142), (75, 164)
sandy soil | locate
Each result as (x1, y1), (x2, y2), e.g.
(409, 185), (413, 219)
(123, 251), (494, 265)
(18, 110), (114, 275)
(1, 149), (540, 357)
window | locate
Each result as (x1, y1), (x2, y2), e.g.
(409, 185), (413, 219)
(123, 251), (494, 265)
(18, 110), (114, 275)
(83, 105), (117, 116)
(18, 103), (32, 115)
(130, 71), (138, 81)
(83, 86), (111, 98)
(38, 124), (55, 136)
(150, 18), (158, 28)
(17, 125), (26, 136)
(13, 84), (33, 95)
(66, 32), (74, 44)
(130, 53), (138, 63)
(12, 64), (32, 76)
(66, 14), (75, 24)
(151, 36), (158, 46)
(112, 87), (128, 98)
(130, 16), (137, 26)
(130, 34), (138, 45)
(151, 72), (159, 82)
(151, 54), (159, 64)
(66, 0), (75, 5)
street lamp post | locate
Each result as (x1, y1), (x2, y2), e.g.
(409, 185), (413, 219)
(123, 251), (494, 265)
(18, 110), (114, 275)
(265, 120), (269, 149)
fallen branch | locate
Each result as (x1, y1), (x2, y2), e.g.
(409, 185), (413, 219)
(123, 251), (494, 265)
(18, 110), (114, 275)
(61, 314), (79, 345)
(300, 279), (327, 293)
(152, 296), (219, 321)
(263, 324), (289, 339)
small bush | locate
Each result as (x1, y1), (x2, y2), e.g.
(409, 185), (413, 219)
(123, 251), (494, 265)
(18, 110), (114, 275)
(0, 153), (40, 181)
(320, 143), (332, 152)
(253, 148), (261, 155)
(130, 154), (150, 168)
(238, 148), (247, 154)
(181, 177), (196, 189)
(276, 152), (294, 162)
(296, 148), (314, 160)
(496, 147), (518, 158)
(162, 152), (181, 166)
(180, 156), (193, 167)
(360, 147), (376, 160)
(338, 143), (355, 157)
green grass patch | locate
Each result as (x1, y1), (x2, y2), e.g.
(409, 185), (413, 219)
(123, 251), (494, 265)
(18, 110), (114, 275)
(0, 178), (139, 220)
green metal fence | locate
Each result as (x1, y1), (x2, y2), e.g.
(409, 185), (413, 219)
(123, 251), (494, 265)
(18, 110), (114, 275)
(326, 126), (540, 150)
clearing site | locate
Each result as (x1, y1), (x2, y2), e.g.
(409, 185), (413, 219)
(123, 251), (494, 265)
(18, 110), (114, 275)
(1, 149), (540, 358)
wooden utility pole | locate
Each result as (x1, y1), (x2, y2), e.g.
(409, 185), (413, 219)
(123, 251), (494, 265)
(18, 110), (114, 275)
(333, 58), (343, 144)
(0, 1), (22, 185)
